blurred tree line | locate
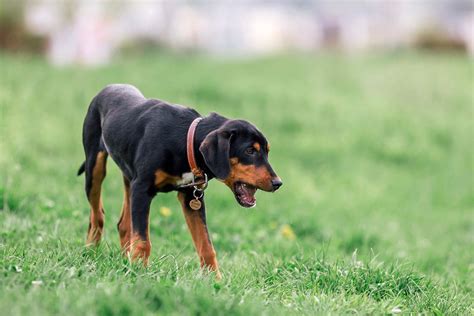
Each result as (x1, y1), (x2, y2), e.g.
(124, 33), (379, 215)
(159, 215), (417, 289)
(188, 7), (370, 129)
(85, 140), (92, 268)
(0, 0), (45, 53)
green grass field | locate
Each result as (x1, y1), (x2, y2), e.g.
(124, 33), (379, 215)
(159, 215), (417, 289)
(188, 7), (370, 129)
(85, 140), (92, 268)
(1, 52), (473, 315)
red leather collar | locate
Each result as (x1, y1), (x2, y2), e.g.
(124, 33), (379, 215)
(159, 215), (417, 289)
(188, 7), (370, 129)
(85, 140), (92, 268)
(186, 117), (204, 178)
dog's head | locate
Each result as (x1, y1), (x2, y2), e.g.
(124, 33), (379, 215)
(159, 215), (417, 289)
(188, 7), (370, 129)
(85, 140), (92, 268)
(200, 119), (282, 208)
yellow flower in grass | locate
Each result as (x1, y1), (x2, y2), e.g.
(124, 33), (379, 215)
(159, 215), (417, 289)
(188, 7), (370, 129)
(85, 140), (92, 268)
(160, 206), (172, 217)
(280, 224), (296, 240)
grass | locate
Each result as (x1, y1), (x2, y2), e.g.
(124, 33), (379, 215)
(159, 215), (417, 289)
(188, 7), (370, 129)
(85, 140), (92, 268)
(1, 51), (473, 315)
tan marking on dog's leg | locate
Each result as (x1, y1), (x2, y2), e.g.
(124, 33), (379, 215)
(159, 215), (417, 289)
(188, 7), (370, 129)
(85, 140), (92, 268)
(86, 151), (107, 245)
(130, 233), (151, 266)
(177, 192), (221, 280)
(117, 176), (132, 253)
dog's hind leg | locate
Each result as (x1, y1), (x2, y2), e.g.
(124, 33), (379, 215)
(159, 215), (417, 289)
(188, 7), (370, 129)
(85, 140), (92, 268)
(82, 100), (108, 246)
(117, 176), (132, 253)
(85, 150), (107, 245)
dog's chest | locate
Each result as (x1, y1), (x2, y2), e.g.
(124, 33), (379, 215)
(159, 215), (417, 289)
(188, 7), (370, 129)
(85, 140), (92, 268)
(154, 170), (197, 191)
(176, 172), (195, 186)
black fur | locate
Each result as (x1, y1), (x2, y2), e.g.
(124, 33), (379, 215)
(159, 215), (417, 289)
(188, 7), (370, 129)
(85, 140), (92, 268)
(199, 128), (233, 179)
(77, 161), (85, 176)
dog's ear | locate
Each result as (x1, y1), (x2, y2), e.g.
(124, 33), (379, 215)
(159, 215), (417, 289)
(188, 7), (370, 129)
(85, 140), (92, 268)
(199, 128), (233, 180)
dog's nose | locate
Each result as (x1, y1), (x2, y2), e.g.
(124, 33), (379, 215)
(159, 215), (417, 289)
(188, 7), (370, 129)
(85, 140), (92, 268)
(271, 178), (283, 191)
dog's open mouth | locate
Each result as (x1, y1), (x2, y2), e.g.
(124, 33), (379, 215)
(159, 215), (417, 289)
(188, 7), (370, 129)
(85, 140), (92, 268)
(233, 182), (257, 208)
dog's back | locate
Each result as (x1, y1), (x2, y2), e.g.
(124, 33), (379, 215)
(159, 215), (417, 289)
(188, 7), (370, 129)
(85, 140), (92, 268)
(79, 84), (200, 178)
(95, 84), (145, 113)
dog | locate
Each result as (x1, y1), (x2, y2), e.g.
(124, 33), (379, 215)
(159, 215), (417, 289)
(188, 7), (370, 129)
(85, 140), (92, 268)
(77, 84), (282, 278)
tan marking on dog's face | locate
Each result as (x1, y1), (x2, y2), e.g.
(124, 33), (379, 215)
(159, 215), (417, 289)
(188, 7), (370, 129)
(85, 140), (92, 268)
(253, 142), (261, 152)
(223, 158), (273, 191)
(154, 170), (180, 189)
(266, 143), (270, 153)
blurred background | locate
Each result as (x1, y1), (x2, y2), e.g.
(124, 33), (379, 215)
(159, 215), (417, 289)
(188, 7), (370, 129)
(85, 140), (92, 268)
(1, 0), (473, 64)
(1, 1), (473, 314)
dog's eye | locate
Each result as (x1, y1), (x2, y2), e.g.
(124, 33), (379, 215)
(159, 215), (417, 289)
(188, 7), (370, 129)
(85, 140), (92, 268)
(245, 147), (256, 155)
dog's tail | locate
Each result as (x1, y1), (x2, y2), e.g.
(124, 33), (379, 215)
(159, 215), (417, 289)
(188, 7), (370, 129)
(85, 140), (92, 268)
(77, 161), (86, 176)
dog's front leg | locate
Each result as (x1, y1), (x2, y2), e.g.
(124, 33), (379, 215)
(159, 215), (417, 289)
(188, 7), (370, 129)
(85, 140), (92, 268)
(130, 180), (153, 266)
(177, 190), (221, 279)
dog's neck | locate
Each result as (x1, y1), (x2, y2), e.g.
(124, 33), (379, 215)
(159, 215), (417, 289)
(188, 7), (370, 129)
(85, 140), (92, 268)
(192, 113), (229, 179)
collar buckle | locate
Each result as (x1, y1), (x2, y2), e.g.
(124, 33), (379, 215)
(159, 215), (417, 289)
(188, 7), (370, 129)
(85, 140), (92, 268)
(178, 173), (208, 190)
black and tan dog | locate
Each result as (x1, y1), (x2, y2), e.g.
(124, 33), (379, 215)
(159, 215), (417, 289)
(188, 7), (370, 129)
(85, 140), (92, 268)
(77, 84), (282, 278)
